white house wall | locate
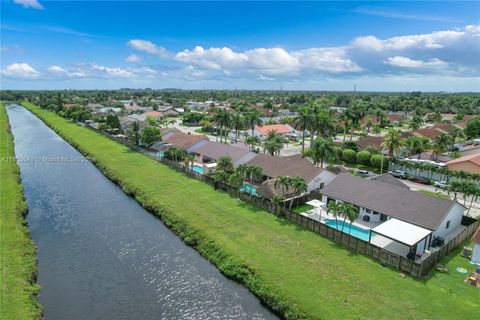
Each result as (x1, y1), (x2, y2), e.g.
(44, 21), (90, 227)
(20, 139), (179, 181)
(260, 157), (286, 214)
(432, 202), (465, 239)
(472, 244), (480, 263)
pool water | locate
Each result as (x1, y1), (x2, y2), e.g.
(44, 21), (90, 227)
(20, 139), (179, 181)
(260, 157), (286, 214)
(324, 219), (374, 242)
(192, 165), (204, 174)
(240, 184), (257, 196)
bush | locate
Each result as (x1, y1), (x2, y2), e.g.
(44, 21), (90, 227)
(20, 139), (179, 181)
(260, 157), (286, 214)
(356, 150), (372, 165)
(342, 149), (357, 163)
(342, 141), (358, 151)
(370, 154), (389, 170)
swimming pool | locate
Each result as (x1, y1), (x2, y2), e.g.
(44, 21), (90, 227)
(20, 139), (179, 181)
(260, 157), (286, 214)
(240, 184), (257, 196)
(192, 165), (204, 174)
(324, 219), (374, 242)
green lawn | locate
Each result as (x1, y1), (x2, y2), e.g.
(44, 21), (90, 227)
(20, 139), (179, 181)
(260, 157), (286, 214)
(0, 104), (41, 319)
(22, 102), (480, 320)
(292, 203), (314, 214)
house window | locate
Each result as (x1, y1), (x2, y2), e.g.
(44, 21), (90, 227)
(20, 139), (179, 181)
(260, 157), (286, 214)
(365, 209), (371, 214)
(373, 211), (379, 215)
(446, 221), (450, 229)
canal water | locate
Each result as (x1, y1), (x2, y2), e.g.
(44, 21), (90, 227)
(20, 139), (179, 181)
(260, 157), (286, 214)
(6, 105), (278, 320)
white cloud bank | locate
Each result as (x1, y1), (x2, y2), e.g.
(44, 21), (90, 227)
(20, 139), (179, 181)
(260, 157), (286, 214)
(14, 0), (44, 10)
(1, 63), (39, 78)
(125, 54), (142, 63)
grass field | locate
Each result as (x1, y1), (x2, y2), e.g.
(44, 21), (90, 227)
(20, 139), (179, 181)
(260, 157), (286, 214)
(0, 104), (41, 319)
(22, 102), (480, 320)
(418, 189), (452, 200)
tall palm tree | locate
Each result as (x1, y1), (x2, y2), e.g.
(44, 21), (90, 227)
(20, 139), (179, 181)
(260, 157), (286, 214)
(216, 155), (234, 174)
(327, 201), (340, 229)
(230, 113), (244, 140)
(305, 137), (337, 168)
(403, 136), (430, 158)
(432, 133), (451, 161)
(293, 106), (310, 153)
(246, 165), (263, 183)
(289, 177), (308, 210)
(263, 130), (284, 156)
(274, 176), (292, 206)
(408, 115), (424, 131)
(245, 136), (260, 151)
(381, 129), (402, 157)
(316, 110), (335, 138)
(245, 109), (263, 137)
(213, 109), (231, 143)
(341, 203), (358, 233)
(183, 153), (195, 173)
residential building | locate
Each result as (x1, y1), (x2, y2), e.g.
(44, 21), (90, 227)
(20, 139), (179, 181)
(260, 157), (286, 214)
(320, 174), (466, 259)
(254, 124), (295, 138)
(187, 141), (257, 167)
(246, 153), (338, 194)
(472, 226), (480, 264)
(446, 154), (480, 174)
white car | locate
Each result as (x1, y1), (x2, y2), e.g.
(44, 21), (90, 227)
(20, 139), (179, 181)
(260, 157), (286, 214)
(434, 181), (449, 189)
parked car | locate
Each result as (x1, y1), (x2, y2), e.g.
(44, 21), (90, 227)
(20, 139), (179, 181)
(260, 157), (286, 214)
(389, 170), (407, 179)
(434, 181), (450, 189)
(357, 170), (369, 178)
(411, 176), (429, 185)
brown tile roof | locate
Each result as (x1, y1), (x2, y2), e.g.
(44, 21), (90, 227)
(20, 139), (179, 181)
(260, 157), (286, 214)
(472, 226), (480, 245)
(413, 128), (444, 140)
(432, 123), (455, 133)
(246, 153), (325, 183)
(446, 154), (480, 166)
(163, 132), (208, 150)
(356, 132), (412, 149)
(386, 114), (405, 122)
(283, 154), (313, 165)
(321, 174), (458, 230)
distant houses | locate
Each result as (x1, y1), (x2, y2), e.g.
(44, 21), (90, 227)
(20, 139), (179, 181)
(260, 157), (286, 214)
(254, 124), (296, 139)
(446, 154), (480, 174)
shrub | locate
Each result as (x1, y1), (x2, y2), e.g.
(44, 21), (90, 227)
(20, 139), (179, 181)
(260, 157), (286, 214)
(342, 149), (357, 163)
(356, 150), (372, 165)
(342, 141), (358, 151)
(370, 154), (389, 170)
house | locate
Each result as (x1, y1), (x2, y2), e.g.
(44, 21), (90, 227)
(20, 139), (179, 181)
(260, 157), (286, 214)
(320, 174), (466, 258)
(446, 154), (480, 174)
(163, 132), (209, 150)
(145, 111), (163, 120)
(187, 141), (257, 167)
(254, 124), (295, 138)
(246, 153), (338, 195)
(471, 226), (480, 264)
(355, 132), (412, 151)
(386, 113), (405, 124)
(369, 173), (409, 189)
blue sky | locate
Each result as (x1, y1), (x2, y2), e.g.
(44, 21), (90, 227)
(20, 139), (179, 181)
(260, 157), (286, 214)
(1, 1), (480, 91)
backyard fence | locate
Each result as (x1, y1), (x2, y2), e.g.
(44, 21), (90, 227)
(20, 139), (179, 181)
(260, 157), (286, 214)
(94, 129), (480, 278)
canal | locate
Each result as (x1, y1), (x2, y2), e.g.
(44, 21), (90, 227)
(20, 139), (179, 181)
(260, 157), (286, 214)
(6, 104), (278, 320)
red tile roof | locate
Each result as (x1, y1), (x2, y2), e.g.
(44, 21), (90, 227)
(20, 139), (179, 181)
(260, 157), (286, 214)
(163, 132), (208, 150)
(413, 128), (444, 140)
(255, 124), (294, 136)
(145, 111), (163, 118)
(446, 154), (480, 166)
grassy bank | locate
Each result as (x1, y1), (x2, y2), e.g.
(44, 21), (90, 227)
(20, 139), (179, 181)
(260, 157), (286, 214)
(0, 104), (41, 319)
(22, 102), (479, 320)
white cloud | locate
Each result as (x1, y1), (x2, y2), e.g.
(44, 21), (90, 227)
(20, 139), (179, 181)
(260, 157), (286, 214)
(91, 64), (134, 77)
(1, 63), (39, 78)
(14, 0), (43, 10)
(47, 65), (87, 78)
(127, 39), (169, 57)
(125, 54), (142, 63)
(294, 48), (362, 73)
(385, 56), (447, 68)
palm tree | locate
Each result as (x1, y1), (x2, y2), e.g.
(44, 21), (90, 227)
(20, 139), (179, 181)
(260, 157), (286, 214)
(293, 107), (310, 153)
(274, 176), (292, 206)
(166, 147), (185, 162)
(228, 172), (244, 188)
(213, 109), (231, 143)
(305, 137), (337, 168)
(289, 177), (308, 210)
(364, 118), (374, 134)
(246, 165), (263, 183)
(327, 201), (340, 229)
(341, 203), (358, 233)
(183, 153), (195, 173)
(230, 113), (244, 140)
(381, 129), (402, 157)
(466, 185), (480, 216)
(245, 136), (260, 151)
(316, 110), (336, 139)
(403, 136), (430, 158)
(408, 115), (424, 131)
(216, 155), (234, 174)
(245, 109), (263, 137)
(263, 130), (284, 156)
(449, 127), (464, 149)
(432, 133), (451, 161)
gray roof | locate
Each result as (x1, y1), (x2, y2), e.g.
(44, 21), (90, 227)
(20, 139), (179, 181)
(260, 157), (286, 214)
(189, 141), (256, 165)
(246, 153), (324, 183)
(370, 173), (409, 189)
(321, 174), (458, 230)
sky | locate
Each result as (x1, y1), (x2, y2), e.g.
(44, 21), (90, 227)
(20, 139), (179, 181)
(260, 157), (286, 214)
(1, 0), (480, 91)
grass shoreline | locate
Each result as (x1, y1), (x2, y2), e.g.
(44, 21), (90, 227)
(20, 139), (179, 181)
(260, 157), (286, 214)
(21, 102), (480, 320)
(0, 103), (41, 319)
